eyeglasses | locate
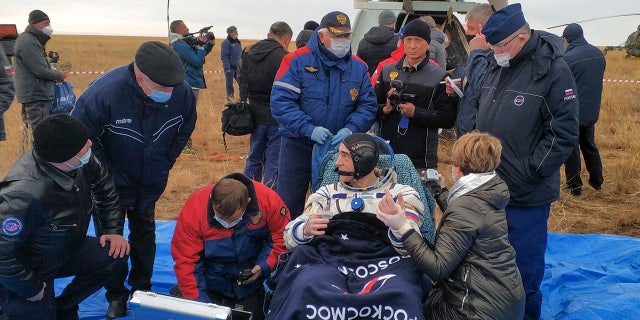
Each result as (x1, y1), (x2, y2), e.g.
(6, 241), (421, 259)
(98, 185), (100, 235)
(489, 33), (523, 51)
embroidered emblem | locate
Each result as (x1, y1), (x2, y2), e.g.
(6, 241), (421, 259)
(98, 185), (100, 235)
(514, 95), (525, 106)
(349, 88), (358, 101)
(2, 217), (23, 236)
(563, 88), (577, 101)
(389, 71), (398, 81)
(337, 14), (347, 25)
(304, 66), (319, 73)
(249, 211), (263, 225)
(280, 207), (288, 216)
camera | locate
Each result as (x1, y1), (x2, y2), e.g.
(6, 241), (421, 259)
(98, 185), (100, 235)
(237, 269), (254, 282)
(423, 169), (439, 181)
(183, 26), (215, 47)
(387, 80), (416, 108)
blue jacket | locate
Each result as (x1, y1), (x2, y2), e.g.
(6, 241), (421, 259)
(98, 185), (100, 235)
(71, 64), (196, 212)
(221, 36), (242, 71)
(454, 49), (490, 137)
(564, 37), (606, 126)
(270, 31), (377, 143)
(172, 37), (214, 89)
(475, 31), (579, 206)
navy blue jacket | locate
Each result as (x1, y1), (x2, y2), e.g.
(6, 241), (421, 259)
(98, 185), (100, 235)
(221, 36), (242, 72)
(476, 31), (579, 206)
(72, 64), (196, 212)
(564, 37), (606, 126)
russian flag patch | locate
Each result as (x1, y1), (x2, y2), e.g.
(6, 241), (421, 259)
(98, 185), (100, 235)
(3, 65), (13, 76)
(565, 88), (575, 96)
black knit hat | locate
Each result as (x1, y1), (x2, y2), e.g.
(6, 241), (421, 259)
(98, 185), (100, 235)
(562, 23), (583, 43)
(134, 41), (185, 87)
(303, 20), (319, 31)
(34, 114), (89, 163)
(28, 10), (49, 25)
(402, 19), (431, 43)
(342, 133), (379, 180)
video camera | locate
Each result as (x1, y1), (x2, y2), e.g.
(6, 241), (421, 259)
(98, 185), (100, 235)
(237, 269), (254, 283)
(183, 25), (215, 47)
(388, 80), (416, 108)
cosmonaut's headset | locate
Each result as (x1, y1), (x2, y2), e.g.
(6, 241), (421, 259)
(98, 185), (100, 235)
(334, 133), (396, 211)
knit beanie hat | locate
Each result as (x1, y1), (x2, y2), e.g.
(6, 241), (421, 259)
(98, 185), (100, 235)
(226, 26), (237, 34)
(28, 10), (49, 25)
(378, 10), (396, 26)
(402, 19), (431, 43)
(562, 23), (583, 42)
(34, 114), (89, 163)
(303, 20), (319, 31)
(134, 41), (185, 87)
(482, 3), (526, 45)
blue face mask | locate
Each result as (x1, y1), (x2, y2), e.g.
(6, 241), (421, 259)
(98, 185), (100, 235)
(66, 148), (92, 170)
(142, 76), (172, 103)
(214, 214), (243, 229)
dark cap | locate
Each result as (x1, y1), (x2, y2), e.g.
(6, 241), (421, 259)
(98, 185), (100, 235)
(226, 26), (237, 34)
(28, 10), (49, 25)
(562, 23), (583, 42)
(320, 11), (352, 35)
(342, 133), (379, 180)
(379, 10), (396, 26)
(482, 3), (526, 45)
(34, 114), (89, 163)
(134, 41), (185, 87)
(402, 19), (431, 43)
(303, 20), (319, 31)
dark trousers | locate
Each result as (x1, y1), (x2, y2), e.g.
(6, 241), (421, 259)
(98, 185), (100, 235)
(21, 100), (51, 128)
(103, 206), (156, 301)
(0, 237), (127, 320)
(564, 124), (603, 190)
(244, 124), (281, 189)
(505, 203), (550, 320)
(276, 137), (313, 219)
(224, 69), (237, 97)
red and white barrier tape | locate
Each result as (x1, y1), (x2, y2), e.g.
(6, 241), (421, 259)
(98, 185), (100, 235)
(603, 79), (640, 83)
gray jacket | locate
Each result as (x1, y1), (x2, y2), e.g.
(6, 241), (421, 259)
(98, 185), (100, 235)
(0, 45), (14, 112)
(401, 175), (525, 319)
(13, 25), (63, 103)
(429, 28), (447, 69)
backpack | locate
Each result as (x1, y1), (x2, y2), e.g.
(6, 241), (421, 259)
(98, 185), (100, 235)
(221, 101), (254, 151)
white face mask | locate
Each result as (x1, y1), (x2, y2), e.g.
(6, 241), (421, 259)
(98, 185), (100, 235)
(494, 52), (511, 68)
(329, 37), (351, 58)
(41, 25), (53, 36)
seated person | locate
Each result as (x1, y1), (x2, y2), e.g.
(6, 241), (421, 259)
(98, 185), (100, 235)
(266, 133), (428, 320)
(170, 173), (290, 320)
(284, 133), (425, 253)
(376, 132), (525, 320)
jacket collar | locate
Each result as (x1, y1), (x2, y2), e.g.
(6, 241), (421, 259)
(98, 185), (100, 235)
(25, 24), (50, 45)
(33, 152), (78, 192)
(507, 30), (563, 81)
(307, 31), (352, 70)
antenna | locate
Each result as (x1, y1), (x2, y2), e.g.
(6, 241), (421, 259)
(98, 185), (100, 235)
(166, 0), (171, 44)
(547, 13), (640, 29)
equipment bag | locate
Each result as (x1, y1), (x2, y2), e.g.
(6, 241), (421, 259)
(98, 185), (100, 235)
(51, 81), (76, 114)
(221, 101), (254, 151)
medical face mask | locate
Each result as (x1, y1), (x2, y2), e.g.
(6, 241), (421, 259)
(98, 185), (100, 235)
(142, 77), (172, 103)
(329, 37), (351, 58)
(214, 214), (242, 229)
(42, 25), (53, 36)
(494, 52), (511, 68)
(66, 148), (92, 170)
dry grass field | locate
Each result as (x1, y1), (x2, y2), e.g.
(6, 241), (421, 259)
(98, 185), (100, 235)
(1, 35), (639, 237)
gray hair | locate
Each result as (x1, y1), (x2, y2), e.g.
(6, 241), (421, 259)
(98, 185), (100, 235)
(465, 4), (493, 23)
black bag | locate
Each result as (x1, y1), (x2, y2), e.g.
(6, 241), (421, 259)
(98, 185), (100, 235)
(221, 101), (254, 151)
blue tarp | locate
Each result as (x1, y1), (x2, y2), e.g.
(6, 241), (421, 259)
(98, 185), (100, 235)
(55, 220), (640, 320)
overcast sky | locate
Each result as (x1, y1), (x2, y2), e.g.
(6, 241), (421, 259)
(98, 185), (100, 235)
(1, 0), (638, 46)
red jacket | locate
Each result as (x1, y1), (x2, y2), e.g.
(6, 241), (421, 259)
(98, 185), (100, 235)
(171, 173), (290, 301)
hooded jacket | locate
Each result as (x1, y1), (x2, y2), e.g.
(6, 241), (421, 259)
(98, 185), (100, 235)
(170, 32), (214, 89)
(356, 26), (399, 75)
(564, 36), (606, 126)
(13, 25), (65, 103)
(238, 38), (288, 125)
(171, 173), (290, 302)
(428, 28), (447, 69)
(475, 30), (579, 206)
(0, 151), (122, 299)
(271, 31), (377, 143)
(402, 175), (525, 319)
(71, 64), (197, 212)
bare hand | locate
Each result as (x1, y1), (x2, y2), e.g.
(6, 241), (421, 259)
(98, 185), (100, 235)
(100, 234), (130, 258)
(60, 70), (70, 79)
(445, 77), (461, 97)
(383, 87), (398, 114)
(303, 214), (330, 237)
(469, 33), (489, 51)
(27, 282), (46, 302)
(397, 102), (416, 117)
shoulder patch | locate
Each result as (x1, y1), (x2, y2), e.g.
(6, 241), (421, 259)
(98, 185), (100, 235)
(2, 217), (23, 236)
(280, 206), (288, 216)
(249, 211), (264, 225)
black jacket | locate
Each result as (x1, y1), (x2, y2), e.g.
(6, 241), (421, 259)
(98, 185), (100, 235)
(357, 26), (399, 75)
(564, 37), (606, 126)
(0, 151), (122, 298)
(238, 38), (288, 125)
(376, 56), (458, 169)
(476, 30), (579, 206)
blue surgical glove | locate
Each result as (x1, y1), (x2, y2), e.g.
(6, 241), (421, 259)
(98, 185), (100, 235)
(331, 128), (352, 144)
(310, 126), (333, 144)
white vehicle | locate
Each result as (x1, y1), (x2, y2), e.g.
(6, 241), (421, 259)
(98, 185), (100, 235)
(351, 0), (507, 69)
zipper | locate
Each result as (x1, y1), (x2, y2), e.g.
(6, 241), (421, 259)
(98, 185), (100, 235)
(50, 223), (78, 230)
(460, 265), (470, 310)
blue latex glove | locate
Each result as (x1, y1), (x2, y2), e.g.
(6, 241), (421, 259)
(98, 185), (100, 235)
(310, 126), (333, 144)
(331, 128), (352, 144)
